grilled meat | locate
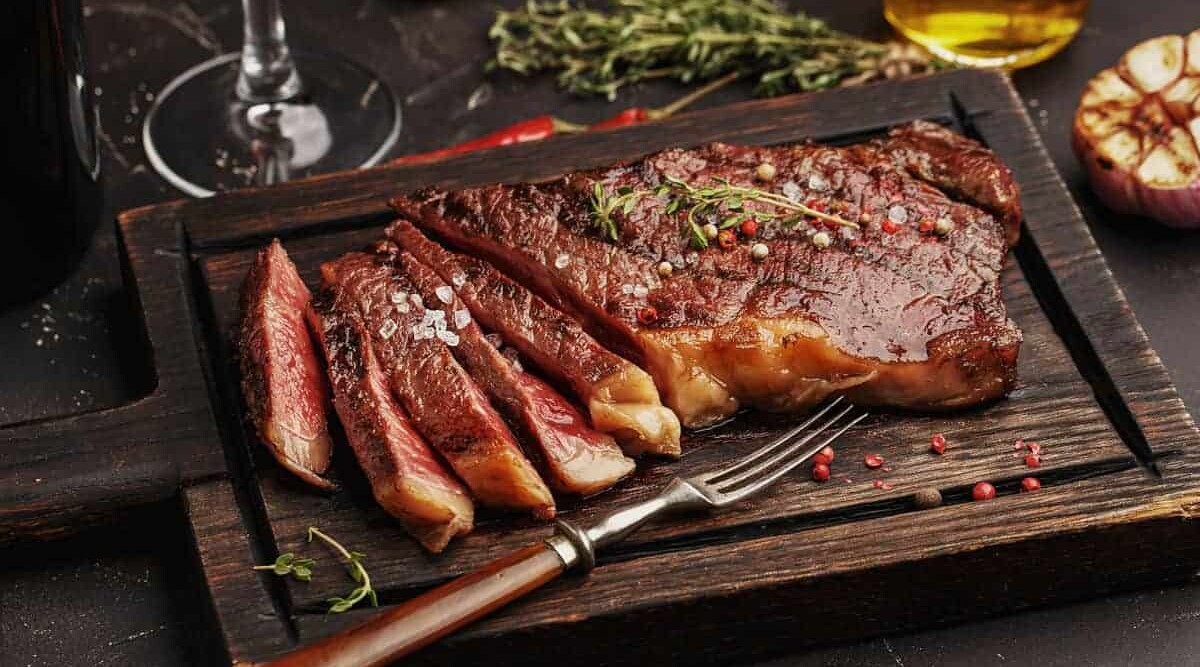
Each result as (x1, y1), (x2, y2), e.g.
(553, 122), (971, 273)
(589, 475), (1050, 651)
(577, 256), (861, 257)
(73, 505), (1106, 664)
(320, 251), (555, 518)
(390, 123), (1022, 428)
(389, 221), (682, 457)
(238, 239), (333, 489)
(387, 246), (636, 495)
(307, 295), (474, 552)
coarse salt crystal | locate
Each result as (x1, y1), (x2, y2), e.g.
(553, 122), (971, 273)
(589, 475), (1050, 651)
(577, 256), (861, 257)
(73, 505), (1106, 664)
(396, 301), (411, 313)
(485, 333), (504, 348)
(887, 205), (908, 224)
(782, 181), (803, 202)
(412, 324), (433, 340)
(436, 329), (460, 346)
(633, 284), (649, 298)
(554, 253), (571, 269)
(378, 320), (398, 340)
(451, 273), (466, 287)
(808, 173), (829, 192)
(410, 293), (423, 308)
(621, 284), (634, 295)
(454, 309), (471, 329)
(390, 291), (407, 304)
(435, 286), (454, 304)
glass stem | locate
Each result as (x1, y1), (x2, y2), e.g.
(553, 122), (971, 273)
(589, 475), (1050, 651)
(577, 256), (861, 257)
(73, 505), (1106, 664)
(236, 0), (303, 103)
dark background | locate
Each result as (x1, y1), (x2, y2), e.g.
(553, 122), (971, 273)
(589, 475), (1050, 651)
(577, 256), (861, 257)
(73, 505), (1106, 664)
(4, 1), (1200, 664)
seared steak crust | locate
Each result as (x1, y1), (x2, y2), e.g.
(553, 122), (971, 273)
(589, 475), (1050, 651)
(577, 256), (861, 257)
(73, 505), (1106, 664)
(389, 247), (635, 495)
(308, 295), (473, 552)
(389, 221), (681, 457)
(238, 239), (333, 489)
(391, 123), (1022, 427)
(320, 251), (554, 518)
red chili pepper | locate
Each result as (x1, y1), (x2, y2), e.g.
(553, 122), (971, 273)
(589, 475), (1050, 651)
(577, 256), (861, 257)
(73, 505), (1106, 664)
(1021, 477), (1041, 492)
(589, 107), (651, 130)
(864, 453), (885, 469)
(918, 218), (935, 233)
(1024, 454), (1042, 468)
(637, 306), (659, 325)
(811, 445), (834, 466)
(391, 72), (740, 165)
(881, 219), (900, 234)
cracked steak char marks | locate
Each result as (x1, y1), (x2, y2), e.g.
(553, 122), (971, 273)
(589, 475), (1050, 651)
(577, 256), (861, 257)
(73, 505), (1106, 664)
(390, 122), (1022, 428)
(320, 251), (554, 518)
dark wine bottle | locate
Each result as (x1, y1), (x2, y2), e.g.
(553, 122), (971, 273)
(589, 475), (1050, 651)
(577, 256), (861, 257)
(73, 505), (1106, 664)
(3, 0), (102, 307)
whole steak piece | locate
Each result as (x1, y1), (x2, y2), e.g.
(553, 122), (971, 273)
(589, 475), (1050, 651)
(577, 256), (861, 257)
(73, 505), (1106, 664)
(392, 122), (1022, 428)
(238, 239), (333, 489)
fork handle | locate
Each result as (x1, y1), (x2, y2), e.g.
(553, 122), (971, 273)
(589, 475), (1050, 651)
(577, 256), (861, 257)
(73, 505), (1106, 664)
(261, 540), (573, 667)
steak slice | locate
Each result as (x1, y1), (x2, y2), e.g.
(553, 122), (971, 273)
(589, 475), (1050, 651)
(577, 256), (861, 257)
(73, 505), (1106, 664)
(389, 221), (681, 457)
(238, 239), (333, 489)
(387, 246), (636, 495)
(391, 123), (1021, 428)
(320, 251), (554, 518)
(307, 294), (473, 552)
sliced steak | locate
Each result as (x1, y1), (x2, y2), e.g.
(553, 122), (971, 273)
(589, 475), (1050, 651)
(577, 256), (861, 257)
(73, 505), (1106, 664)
(391, 123), (1021, 428)
(320, 251), (554, 518)
(387, 246), (636, 495)
(238, 239), (333, 489)
(307, 294), (473, 552)
(389, 221), (681, 457)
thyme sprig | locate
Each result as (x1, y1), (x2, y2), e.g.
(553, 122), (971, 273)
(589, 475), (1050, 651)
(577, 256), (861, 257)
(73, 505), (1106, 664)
(253, 553), (315, 582)
(490, 0), (922, 100)
(307, 526), (378, 614)
(589, 174), (856, 248)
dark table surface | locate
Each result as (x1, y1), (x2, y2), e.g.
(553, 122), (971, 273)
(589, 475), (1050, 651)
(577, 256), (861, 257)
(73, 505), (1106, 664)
(4, 1), (1200, 665)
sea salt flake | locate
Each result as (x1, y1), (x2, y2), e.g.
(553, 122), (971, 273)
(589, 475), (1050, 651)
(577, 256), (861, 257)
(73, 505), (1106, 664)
(887, 205), (908, 224)
(390, 291), (408, 304)
(410, 293), (424, 308)
(621, 284), (634, 295)
(412, 324), (434, 340)
(485, 333), (504, 348)
(378, 319), (398, 340)
(451, 273), (466, 287)
(781, 181), (803, 202)
(454, 309), (471, 329)
(436, 329), (460, 346)
(807, 173), (829, 192)
(632, 284), (649, 298)
(435, 286), (454, 304)
(396, 301), (411, 313)
(554, 253), (571, 269)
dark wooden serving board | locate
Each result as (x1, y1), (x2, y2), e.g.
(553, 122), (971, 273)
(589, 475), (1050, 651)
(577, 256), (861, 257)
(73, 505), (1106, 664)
(7, 69), (1200, 665)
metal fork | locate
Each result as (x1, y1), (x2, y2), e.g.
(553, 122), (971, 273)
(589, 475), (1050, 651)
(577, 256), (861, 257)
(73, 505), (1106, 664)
(262, 398), (868, 667)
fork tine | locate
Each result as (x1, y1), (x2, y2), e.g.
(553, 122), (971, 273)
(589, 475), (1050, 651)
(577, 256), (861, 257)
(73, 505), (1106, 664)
(710, 403), (855, 490)
(720, 410), (869, 501)
(705, 396), (844, 484)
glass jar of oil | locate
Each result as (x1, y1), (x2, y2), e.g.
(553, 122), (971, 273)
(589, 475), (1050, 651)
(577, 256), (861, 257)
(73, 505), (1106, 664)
(884, 0), (1091, 69)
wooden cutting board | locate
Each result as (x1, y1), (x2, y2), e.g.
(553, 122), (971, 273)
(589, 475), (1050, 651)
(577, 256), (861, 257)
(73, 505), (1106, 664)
(7, 69), (1200, 665)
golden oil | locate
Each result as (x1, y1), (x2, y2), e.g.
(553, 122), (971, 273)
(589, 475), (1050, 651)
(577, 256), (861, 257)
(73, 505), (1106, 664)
(884, 0), (1091, 69)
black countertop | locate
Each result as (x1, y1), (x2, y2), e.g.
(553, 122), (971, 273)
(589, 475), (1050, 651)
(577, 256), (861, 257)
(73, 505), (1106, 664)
(4, 1), (1200, 664)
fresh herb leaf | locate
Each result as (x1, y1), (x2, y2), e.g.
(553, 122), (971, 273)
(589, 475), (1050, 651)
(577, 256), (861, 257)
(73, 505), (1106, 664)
(307, 526), (378, 614)
(489, 0), (938, 100)
(253, 553), (316, 583)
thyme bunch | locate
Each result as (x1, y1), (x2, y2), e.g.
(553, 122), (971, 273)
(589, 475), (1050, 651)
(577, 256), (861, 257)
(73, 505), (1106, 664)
(490, 0), (906, 99)
(590, 174), (856, 249)
(307, 526), (378, 614)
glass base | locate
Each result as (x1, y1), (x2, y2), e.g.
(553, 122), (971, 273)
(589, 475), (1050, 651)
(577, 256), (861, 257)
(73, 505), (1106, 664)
(143, 51), (400, 197)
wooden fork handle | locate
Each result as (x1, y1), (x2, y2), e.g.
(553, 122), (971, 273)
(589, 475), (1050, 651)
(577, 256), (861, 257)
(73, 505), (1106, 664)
(262, 543), (569, 667)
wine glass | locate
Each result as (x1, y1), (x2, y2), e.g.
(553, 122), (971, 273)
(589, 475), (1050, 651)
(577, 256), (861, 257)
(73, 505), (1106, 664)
(142, 0), (400, 197)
